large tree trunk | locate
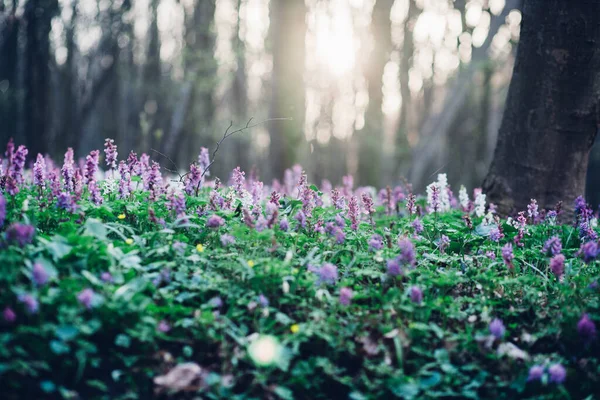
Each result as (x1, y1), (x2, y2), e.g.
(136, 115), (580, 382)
(23, 0), (58, 157)
(356, 0), (394, 187)
(269, 0), (306, 177)
(0, 2), (20, 144)
(483, 0), (600, 217)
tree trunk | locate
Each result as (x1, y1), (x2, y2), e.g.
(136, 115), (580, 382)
(356, 0), (394, 187)
(0, 3), (20, 144)
(483, 0), (600, 216)
(269, 0), (306, 178)
(23, 0), (58, 157)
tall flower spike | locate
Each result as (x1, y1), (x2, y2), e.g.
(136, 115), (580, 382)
(33, 153), (47, 190)
(104, 138), (118, 170)
(61, 148), (75, 192)
(348, 195), (359, 230)
(84, 150), (100, 184)
(198, 147), (210, 177)
(426, 183), (440, 214)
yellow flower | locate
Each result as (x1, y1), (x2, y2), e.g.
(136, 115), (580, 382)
(196, 244), (204, 252)
(247, 260), (255, 268)
(290, 324), (299, 333)
(125, 238), (134, 245)
(118, 214), (126, 220)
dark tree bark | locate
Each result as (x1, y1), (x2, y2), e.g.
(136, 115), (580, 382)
(356, 0), (394, 187)
(232, 0), (249, 171)
(22, 0), (58, 157)
(0, 2), (20, 144)
(269, 0), (306, 177)
(483, 0), (600, 216)
(395, 0), (417, 173)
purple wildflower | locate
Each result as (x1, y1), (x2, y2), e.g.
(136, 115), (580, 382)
(489, 318), (506, 339)
(167, 191), (186, 217)
(32, 263), (49, 286)
(118, 161), (131, 199)
(527, 199), (539, 223)
(101, 272), (113, 283)
(198, 147), (210, 176)
(406, 193), (416, 215)
(331, 189), (345, 210)
(33, 153), (47, 190)
(527, 365), (544, 382)
(489, 226), (503, 242)
(61, 148), (75, 192)
(3, 307), (16, 323)
(104, 138), (118, 170)
(127, 151), (140, 176)
(232, 167), (246, 194)
(348, 195), (359, 231)
(426, 183), (440, 213)
(439, 235), (450, 253)
(0, 193), (5, 228)
(316, 263), (338, 285)
(580, 241), (598, 263)
(56, 192), (76, 213)
(77, 288), (96, 309)
(339, 287), (353, 306)
(18, 294), (38, 314)
(5, 223), (35, 247)
(550, 254), (565, 278)
(185, 164), (202, 195)
(145, 162), (163, 201)
(9, 144), (28, 184)
(84, 150), (99, 184)
(501, 243), (514, 269)
(158, 320), (171, 333)
(335, 214), (346, 228)
(543, 236), (562, 256)
(88, 180), (103, 205)
(577, 313), (596, 342)
(361, 192), (375, 216)
(368, 234), (384, 251)
(410, 286), (423, 304)
(209, 296), (223, 308)
(258, 294), (269, 308)
(386, 259), (402, 276)
(279, 218), (289, 232)
(398, 238), (416, 267)
(294, 210), (306, 229)
(334, 228), (346, 244)
(548, 364), (566, 384)
(411, 218), (424, 234)
(485, 250), (496, 260)
(207, 214), (225, 228)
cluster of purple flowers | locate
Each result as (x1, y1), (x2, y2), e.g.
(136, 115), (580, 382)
(528, 364), (566, 384)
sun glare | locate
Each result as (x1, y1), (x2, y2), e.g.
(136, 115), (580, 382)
(311, 3), (357, 77)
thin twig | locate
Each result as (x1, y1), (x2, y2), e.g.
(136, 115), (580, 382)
(150, 148), (185, 181)
(190, 117), (291, 191)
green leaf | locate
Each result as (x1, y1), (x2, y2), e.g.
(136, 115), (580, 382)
(115, 334), (131, 348)
(55, 325), (79, 341)
(50, 340), (70, 355)
(83, 218), (108, 239)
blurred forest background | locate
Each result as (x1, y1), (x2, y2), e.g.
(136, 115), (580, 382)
(1, 0), (600, 201)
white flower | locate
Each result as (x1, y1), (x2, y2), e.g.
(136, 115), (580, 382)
(247, 335), (283, 366)
(591, 218), (598, 228)
(426, 182), (440, 214)
(240, 189), (253, 209)
(282, 280), (290, 294)
(437, 174), (450, 212)
(101, 178), (118, 195)
(473, 189), (486, 218)
(459, 185), (469, 210)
